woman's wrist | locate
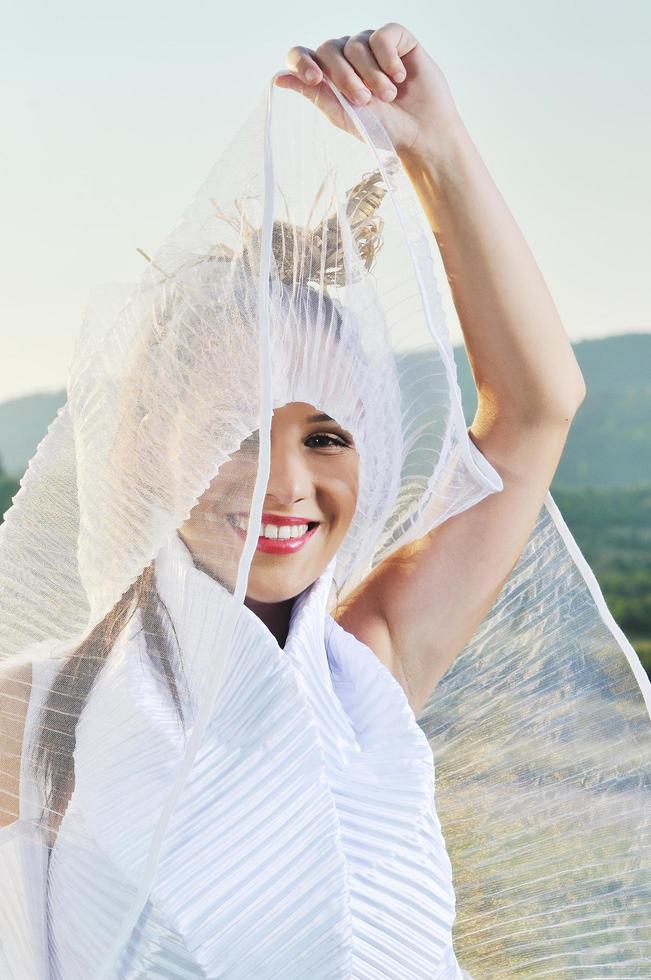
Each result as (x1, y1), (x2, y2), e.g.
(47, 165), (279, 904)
(397, 115), (475, 197)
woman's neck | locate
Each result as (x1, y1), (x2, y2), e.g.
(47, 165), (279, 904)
(243, 595), (295, 649)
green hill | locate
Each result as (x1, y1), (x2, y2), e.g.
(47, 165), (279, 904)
(2, 333), (649, 485)
(0, 458), (18, 528)
(551, 484), (651, 678)
(0, 390), (66, 479)
(454, 332), (651, 488)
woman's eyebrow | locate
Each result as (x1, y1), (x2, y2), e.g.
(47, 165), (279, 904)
(307, 413), (335, 424)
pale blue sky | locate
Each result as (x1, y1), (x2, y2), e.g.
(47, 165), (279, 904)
(1, 0), (649, 401)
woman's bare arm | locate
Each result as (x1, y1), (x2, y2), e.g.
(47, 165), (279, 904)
(400, 118), (586, 425)
(339, 120), (586, 714)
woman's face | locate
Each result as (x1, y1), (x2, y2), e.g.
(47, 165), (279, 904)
(178, 401), (359, 602)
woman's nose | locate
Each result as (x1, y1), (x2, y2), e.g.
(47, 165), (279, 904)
(265, 440), (313, 505)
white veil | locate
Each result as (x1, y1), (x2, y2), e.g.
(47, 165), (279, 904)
(0, 70), (649, 977)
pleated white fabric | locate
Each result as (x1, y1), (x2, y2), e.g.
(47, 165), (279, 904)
(16, 530), (471, 979)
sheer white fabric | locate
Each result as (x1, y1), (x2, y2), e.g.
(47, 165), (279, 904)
(0, 67), (649, 977)
(9, 533), (466, 978)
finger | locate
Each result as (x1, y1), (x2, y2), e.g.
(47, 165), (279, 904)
(274, 73), (304, 93)
(285, 45), (323, 85)
(274, 72), (346, 121)
(274, 72), (320, 101)
(342, 31), (398, 102)
(368, 22), (418, 84)
(312, 37), (373, 107)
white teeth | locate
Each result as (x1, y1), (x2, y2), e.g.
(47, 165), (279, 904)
(262, 523), (309, 540)
(231, 516), (311, 540)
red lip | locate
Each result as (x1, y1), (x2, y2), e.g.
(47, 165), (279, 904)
(228, 514), (320, 554)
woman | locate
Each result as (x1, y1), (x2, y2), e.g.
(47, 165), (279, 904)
(1, 22), (649, 979)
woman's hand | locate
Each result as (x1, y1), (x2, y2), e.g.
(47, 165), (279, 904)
(274, 23), (463, 159)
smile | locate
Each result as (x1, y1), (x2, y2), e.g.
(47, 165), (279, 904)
(226, 514), (321, 554)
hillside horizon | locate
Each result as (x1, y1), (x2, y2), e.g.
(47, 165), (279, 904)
(1, 331), (650, 489)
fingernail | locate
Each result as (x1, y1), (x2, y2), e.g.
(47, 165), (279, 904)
(393, 70), (406, 83)
(379, 87), (397, 102)
(352, 88), (370, 105)
(304, 68), (319, 82)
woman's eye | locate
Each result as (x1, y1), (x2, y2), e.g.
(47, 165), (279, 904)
(306, 432), (350, 449)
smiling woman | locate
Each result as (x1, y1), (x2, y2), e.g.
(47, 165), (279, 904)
(0, 22), (649, 980)
(180, 400), (360, 640)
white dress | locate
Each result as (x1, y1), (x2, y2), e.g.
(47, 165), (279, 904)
(11, 532), (471, 979)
